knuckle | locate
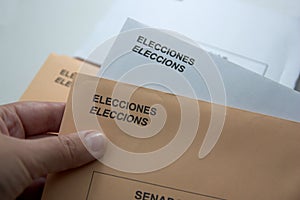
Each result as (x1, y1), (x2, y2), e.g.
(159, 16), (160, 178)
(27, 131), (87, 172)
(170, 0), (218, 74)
(57, 135), (78, 165)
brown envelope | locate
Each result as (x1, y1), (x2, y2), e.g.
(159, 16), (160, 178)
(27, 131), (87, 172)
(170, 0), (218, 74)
(20, 54), (99, 102)
(42, 73), (300, 200)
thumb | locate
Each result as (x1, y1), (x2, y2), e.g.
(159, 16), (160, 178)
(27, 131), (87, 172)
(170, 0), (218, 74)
(22, 130), (106, 179)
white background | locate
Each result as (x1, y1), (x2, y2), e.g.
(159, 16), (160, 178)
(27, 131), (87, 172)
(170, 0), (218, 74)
(0, 0), (300, 104)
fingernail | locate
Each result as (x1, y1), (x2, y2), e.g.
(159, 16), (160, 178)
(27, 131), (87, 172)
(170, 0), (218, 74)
(84, 131), (107, 158)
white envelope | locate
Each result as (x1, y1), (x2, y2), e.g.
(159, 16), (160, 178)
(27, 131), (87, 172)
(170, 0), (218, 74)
(93, 18), (300, 123)
(74, 0), (300, 89)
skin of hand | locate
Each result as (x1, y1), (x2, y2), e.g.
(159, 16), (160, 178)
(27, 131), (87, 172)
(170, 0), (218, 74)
(0, 102), (106, 200)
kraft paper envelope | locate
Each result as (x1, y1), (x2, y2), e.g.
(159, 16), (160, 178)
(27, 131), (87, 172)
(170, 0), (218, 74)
(42, 73), (300, 200)
(20, 53), (99, 102)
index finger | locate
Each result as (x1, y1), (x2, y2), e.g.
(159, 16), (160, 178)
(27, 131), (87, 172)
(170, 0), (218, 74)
(0, 102), (65, 138)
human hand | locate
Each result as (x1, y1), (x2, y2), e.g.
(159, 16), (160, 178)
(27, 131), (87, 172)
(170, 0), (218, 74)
(0, 102), (106, 200)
